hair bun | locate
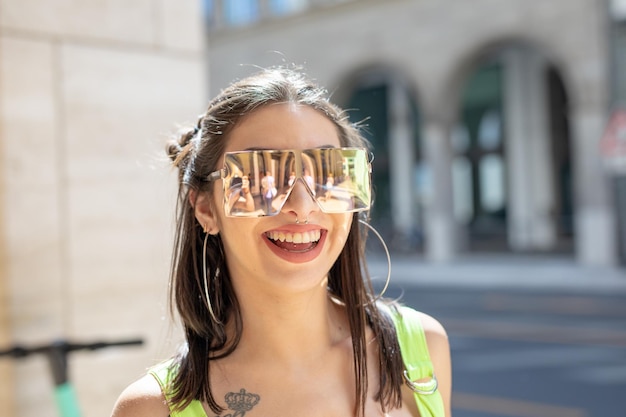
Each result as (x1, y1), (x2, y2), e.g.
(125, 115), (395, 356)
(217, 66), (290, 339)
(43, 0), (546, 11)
(167, 125), (199, 164)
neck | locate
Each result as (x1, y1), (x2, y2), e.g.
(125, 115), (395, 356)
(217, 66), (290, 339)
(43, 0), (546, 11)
(229, 282), (350, 363)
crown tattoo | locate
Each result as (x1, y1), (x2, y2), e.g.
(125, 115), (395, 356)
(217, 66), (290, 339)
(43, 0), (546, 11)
(225, 389), (260, 412)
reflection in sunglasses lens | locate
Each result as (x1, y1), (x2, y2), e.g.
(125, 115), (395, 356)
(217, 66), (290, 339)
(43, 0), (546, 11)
(220, 148), (370, 217)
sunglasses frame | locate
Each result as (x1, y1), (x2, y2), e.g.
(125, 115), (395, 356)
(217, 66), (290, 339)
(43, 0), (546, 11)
(206, 147), (372, 217)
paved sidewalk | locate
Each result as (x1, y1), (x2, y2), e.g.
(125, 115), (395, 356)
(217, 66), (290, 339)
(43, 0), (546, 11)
(366, 254), (626, 294)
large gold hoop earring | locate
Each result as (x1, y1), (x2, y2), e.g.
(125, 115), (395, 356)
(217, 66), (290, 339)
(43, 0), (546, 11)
(203, 230), (222, 324)
(359, 219), (391, 301)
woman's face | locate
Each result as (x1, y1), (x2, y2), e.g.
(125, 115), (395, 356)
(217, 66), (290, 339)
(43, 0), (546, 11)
(197, 102), (352, 296)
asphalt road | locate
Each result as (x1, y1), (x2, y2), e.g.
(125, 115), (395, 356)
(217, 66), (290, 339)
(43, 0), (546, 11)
(383, 282), (626, 417)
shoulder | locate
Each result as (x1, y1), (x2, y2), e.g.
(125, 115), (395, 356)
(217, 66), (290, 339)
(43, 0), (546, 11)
(395, 305), (449, 357)
(393, 305), (447, 338)
(414, 309), (449, 347)
(110, 374), (170, 417)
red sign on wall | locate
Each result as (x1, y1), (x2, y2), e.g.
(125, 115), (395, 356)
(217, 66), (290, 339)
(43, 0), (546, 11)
(601, 109), (626, 172)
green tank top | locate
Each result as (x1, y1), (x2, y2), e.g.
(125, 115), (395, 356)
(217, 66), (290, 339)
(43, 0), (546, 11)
(149, 305), (444, 417)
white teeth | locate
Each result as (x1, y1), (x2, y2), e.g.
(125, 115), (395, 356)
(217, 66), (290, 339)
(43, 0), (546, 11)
(267, 230), (321, 243)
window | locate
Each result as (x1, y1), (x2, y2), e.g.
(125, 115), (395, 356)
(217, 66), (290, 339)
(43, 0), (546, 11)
(224, 0), (260, 26)
(477, 109), (502, 150)
(478, 155), (505, 213)
(270, 0), (308, 16)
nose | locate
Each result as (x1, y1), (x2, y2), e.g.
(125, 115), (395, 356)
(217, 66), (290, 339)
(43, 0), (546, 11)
(281, 178), (319, 221)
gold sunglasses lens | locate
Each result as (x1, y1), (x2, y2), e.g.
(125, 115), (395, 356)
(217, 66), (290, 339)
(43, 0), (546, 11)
(222, 148), (370, 217)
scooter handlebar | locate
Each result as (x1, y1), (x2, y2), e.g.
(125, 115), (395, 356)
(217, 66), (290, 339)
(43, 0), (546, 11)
(0, 338), (144, 358)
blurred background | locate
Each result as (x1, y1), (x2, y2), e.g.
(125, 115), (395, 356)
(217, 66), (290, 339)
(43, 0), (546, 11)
(1, 0), (625, 416)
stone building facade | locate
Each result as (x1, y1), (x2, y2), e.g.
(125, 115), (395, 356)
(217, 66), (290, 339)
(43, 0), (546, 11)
(1, 1), (205, 415)
(207, 0), (621, 266)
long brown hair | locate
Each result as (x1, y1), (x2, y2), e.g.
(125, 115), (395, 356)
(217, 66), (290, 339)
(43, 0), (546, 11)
(165, 67), (404, 416)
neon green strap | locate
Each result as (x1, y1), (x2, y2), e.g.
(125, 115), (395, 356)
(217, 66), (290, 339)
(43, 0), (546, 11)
(149, 361), (208, 417)
(388, 305), (445, 417)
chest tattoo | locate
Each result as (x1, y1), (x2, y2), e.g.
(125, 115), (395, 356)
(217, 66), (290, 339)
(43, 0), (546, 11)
(214, 388), (260, 417)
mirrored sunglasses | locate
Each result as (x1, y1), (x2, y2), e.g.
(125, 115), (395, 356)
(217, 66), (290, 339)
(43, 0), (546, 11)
(207, 147), (371, 217)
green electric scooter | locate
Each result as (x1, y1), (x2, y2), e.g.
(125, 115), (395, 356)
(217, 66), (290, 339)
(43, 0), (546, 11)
(0, 338), (143, 417)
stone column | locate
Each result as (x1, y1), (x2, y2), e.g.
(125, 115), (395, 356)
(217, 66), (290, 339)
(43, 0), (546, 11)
(259, 0), (271, 19)
(571, 104), (618, 265)
(422, 116), (456, 262)
(503, 48), (557, 251)
(212, 0), (225, 29)
(388, 79), (417, 241)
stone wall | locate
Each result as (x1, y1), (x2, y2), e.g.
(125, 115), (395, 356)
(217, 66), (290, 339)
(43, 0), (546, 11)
(0, 1), (206, 415)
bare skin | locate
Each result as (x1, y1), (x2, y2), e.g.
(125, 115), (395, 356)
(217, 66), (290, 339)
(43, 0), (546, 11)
(110, 104), (452, 417)
(111, 307), (450, 417)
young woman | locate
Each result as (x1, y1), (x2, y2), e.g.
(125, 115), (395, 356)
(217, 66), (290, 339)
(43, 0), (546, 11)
(111, 67), (451, 417)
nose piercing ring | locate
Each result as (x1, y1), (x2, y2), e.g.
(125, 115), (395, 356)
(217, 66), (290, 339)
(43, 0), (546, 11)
(295, 216), (309, 225)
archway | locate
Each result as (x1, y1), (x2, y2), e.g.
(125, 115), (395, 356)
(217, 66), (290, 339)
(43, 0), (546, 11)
(453, 43), (574, 254)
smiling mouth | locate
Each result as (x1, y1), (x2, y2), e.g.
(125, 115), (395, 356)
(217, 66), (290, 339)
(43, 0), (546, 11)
(266, 230), (322, 252)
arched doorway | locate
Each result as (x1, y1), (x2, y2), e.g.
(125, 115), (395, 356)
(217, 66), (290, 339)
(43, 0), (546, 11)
(453, 60), (507, 251)
(454, 44), (574, 253)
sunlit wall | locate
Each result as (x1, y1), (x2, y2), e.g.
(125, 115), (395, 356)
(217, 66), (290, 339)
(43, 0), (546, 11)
(0, 1), (206, 415)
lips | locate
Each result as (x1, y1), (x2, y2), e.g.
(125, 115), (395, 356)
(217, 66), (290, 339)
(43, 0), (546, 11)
(264, 228), (326, 262)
